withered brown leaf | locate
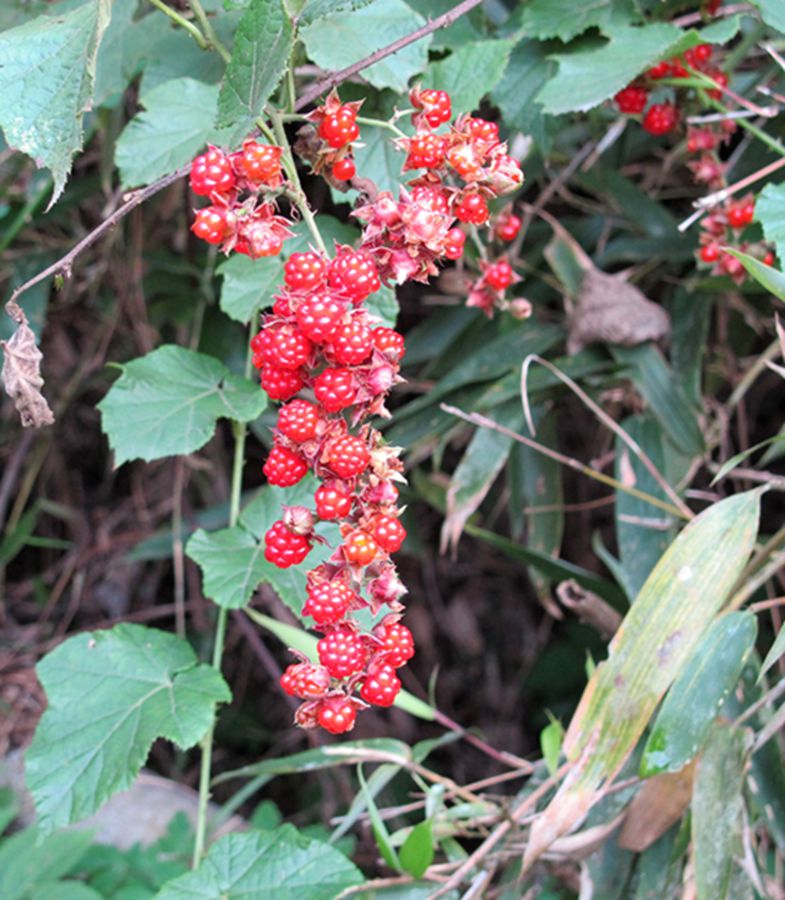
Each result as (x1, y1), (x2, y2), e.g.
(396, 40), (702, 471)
(1, 322), (55, 428)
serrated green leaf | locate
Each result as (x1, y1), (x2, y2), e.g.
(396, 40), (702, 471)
(399, 820), (434, 879)
(519, 0), (636, 42)
(186, 527), (267, 609)
(98, 345), (267, 466)
(755, 0), (785, 33)
(26, 624), (230, 833)
(692, 723), (748, 900)
(724, 247), (785, 301)
(216, 0), (293, 139)
(537, 18), (740, 115)
(641, 612), (757, 776)
(299, 0), (375, 25)
(115, 78), (219, 188)
(154, 827), (363, 898)
(425, 40), (512, 115)
(756, 182), (785, 263)
(351, 117), (408, 196)
(93, 2), (161, 107)
(299, 0), (429, 93)
(490, 38), (553, 138)
(525, 490), (760, 866)
(0, 0), (111, 204)
(0, 826), (95, 900)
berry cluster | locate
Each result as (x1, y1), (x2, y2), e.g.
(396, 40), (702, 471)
(613, 43), (728, 137)
(306, 89), (363, 182)
(189, 142), (292, 258)
(697, 194), (774, 282)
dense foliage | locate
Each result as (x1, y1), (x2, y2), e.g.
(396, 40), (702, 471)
(2, 0), (785, 897)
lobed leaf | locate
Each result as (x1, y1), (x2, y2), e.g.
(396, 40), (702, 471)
(519, 0), (636, 42)
(524, 490), (760, 867)
(98, 345), (267, 466)
(425, 40), (513, 115)
(25, 624), (230, 832)
(154, 827), (363, 898)
(756, 182), (785, 264)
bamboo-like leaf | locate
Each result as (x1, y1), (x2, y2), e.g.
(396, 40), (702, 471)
(524, 489), (760, 868)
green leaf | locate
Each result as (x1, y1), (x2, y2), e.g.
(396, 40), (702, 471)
(0, 826), (94, 900)
(25, 624), (230, 832)
(711, 434), (785, 486)
(93, 2), (161, 107)
(359, 767), (401, 871)
(540, 716), (564, 777)
(115, 78), (219, 188)
(692, 723), (748, 900)
(154, 827), (363, 898)
(519, 0), (635, 41)
(186, 527), (268, 610)
(399, 820), (434, 879)
(299, 0), (429, 93)
(537, 18), (740, 115)
(724, 246), (785, 301)
(490, 38), (553, 139)
(640, 612), (757, 776)
(299, 0), (375, 25)
(756, 181), (785, 263)
(216, 0), (294, 139)
(30, 883), (104, 900)
(425, 40), (512, 115)
(760, 621), (785, 680)
(525, 490), (760, 865)
(0, 0), (111, 204)
(98, 345), (267, 466)
(755, 0), (785, 33)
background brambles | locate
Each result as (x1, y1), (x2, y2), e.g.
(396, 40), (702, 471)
(2, 0), (785, 897)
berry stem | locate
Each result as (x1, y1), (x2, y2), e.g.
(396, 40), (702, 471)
(355, 115), (407, 139)
(187, 0), (231, 63)
(148, 0), (209, 49)
(192, 348), (252, 866)
(267, 108), (329, 256)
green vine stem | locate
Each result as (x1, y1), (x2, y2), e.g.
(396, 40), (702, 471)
(188, 0), (232, 63)
(192, 346), (252, 866)
(148, 0), (209, 50)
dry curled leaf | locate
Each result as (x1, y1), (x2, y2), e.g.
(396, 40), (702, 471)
(1, 321), (55, 427)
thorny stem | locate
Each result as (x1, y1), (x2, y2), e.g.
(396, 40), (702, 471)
(148, 0), (209, 49)
(192, 349), (252, 866)
(187, 0), (231, 62)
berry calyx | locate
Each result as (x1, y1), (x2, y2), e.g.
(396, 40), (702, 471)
(360, 664), (401, 707)
(263, 444), (308, 487)
(614, 86), (648, 114)
(190, 147), (236, 197)
(332, 158), (356, 181)
(316, 696), (358, 734)
(277, 399), (320, 443)
(284, 252), (327, 292)
(264, 520), (311, 568)
(642, 103), (679, 136)
(317, 627), (368, 678)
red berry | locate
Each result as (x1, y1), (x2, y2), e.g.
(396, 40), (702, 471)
(190, 147), (236, 197)
(280, 662), (331, 699)
(494, 213), (522, 242)
(315, 482), (353, 519)
(313, 367), (358, 413)
(705, 69), (728, 100)
(326, 434), (370, 479)
(373, 515), (406, 554)
(303, 580), (357, 626)
(332, 158), (356, 181)
(455, 192), (489, 225)
(685, 44), (712, 68)
(642, 103), (679, 136)
(277, 399), (320, 443)
(360, 664), (401, 707)
(444, 227), (466, 259)
(763, 251), (775, 266)
(263, 444), (308, 487)
(328, 250), (381, 302)
(344, 530), (378, 566)
(264, 520), (311, 568)
(295, 295), (347, 343)
(284, 252), (327, 292)
(727, 199), (754, 229)
(326, 319), (373, 365)
(411, 184), (450, 214)
(614, 86), (648, 114)
(260, 365), (305, 401)
(316, 696), (357, 734)
(256, 323), (313, 369)
(404, 133), (447, 170)
(417, 88), (451, 127)
(317, 627), (367, 678)
(719, 252), (744, 279)
(700, 244), (720, 264)
(466, 117), (499, 145)
(484, 259), (515, 291)
(319, 108), (360, 148)
(373, 621), (414, 667)
(646, 61), (670, 80)
(372, 327), (405, 361)
(236, 141), (283, 186)
(192, 206), (233, 244)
